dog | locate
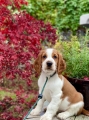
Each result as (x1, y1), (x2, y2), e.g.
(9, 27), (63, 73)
(29, 48), (89, 120)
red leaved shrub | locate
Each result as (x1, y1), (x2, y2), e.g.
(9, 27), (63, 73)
(0, 0), (57, 119)
(0, 11), (57, 85)
(0, 91), (37, 120)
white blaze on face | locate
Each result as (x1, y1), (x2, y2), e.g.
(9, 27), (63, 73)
(42, 48), (56, 74)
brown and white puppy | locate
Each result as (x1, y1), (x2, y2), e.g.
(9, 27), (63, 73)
(29, 48), (89, 120)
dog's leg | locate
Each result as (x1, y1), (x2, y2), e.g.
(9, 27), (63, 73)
(57, 101), (84, 120)
(29, 97), (45, 116)
(40, 92), (62, 120)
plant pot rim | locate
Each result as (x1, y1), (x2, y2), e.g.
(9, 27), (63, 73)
(66, 76), (89, 84)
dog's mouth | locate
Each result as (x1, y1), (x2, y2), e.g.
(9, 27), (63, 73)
(45, 67), (54, 71)
(42, 66), (56, 75)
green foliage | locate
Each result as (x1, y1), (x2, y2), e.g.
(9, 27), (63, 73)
(56, 0), (89, 31)
(54, 31), (89, 78)
(0, 90), (16, 100)
(22, 0), (89, 32)
(22, 0), (58, 25)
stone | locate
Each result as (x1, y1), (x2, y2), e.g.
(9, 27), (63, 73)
(80, 14), (89, 27)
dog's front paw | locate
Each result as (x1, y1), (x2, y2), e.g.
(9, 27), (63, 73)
(57, 112), (69, 120)
(40, 113), (52, 120)
(30, 108), (41, 116)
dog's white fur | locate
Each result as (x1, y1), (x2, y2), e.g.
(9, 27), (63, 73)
(28, 48), (84, 120)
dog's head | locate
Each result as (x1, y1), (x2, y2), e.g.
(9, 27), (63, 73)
(34, 48), (66, 76)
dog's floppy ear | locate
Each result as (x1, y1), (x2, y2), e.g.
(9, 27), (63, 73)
(57, 51), (66, 75)
(34, 50), (44, 76)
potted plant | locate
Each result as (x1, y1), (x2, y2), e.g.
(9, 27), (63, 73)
(54, 32), (89, 110)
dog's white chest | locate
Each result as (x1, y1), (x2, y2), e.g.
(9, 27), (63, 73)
(38, 73), (63, 102)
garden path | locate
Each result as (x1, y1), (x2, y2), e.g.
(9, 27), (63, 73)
(27, 114), (89, 120)
(27, 101), (89, 120)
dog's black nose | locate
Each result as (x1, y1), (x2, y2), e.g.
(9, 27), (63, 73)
(47, 61), (53, 67)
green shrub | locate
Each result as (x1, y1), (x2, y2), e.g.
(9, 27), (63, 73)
(54, 31), (89, 78)
(56, 0), (89, 32)
(22, 0), (57, 25)
(22, 0), (89, 32)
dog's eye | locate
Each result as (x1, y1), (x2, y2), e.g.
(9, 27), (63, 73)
(53, 55), (57, 59)
(42, 55), (47, 59)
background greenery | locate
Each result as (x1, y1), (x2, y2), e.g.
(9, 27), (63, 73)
(22, 0), (89, 32)
(54, 31), (89, 78)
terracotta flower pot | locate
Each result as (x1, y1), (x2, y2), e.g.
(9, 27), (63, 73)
(67, 77), (89, 110)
